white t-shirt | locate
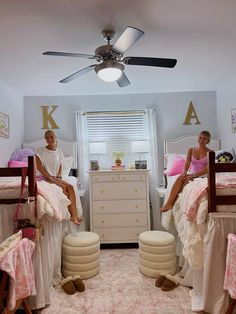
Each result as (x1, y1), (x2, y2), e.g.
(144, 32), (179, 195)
(36, 147), (64, 177)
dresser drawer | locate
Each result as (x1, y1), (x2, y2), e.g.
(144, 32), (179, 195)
(119, 173), (146, 182)
(93, 213), (147, 227)
(93, 227), (147, 243)
(92, 182), (146, 200)
(92, 200), (147, 214)
(91, 174), (119, 182)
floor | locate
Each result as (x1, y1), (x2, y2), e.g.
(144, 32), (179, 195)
(41, 248), (193, 314)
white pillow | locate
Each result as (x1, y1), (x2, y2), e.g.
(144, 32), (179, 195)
(215, 148), (235, 163)
(62, 156), (74, 176)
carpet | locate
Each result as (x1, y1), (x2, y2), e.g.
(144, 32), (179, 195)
(41, 248), (193, 314)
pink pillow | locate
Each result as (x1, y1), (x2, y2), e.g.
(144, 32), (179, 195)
(164, 155), (185, 176)
(8, 160), (28, 168)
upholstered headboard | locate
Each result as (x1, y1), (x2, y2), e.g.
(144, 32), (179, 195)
(164, 135), (221, 155)
(22, 139), (78, 169)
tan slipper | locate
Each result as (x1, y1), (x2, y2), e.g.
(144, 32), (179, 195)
(60, 276), (76, 295)
(155, 272), (168, 287)
(161, 274), (179, 291)
(73, 275), (85, 292)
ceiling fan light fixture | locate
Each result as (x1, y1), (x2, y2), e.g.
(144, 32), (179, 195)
(95, 61), (124, 82)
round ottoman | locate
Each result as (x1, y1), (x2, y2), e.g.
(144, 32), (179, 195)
(62, 231), (100, 279)
(138, 231), (176, 278)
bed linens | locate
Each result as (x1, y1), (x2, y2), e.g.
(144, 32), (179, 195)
(169, 173), (236, 270)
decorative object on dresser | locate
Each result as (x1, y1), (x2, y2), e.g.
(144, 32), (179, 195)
(89, 142), (107, 170)
(89, 170), (150, 243)
(112, 151), (125, 167)
(131, 140), (149, 169)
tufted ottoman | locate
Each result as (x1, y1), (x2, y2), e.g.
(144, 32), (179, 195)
(62, 231), (100, 279)
(138, 231), (176, 278)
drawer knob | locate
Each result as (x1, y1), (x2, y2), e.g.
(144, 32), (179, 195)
(100, 190), (104, 193)
(135, 205), (139, 208)
(112, 177), (115, 180)
(102, 234), (104, 238)
(134, 189), (138, 192)
(101, 220), (105, 223)
(101, 206), (104, 209)
(136, 219), (139, 222)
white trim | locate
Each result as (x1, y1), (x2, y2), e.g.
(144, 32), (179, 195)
(164, 135), (221, 155)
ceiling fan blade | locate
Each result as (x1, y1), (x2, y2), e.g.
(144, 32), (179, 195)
(43, 51), (95, 59)
(112, 26), (144, 55)
(124, 57), (177, 68)
(116, 72), (130, 88)
(59, 65), (96, 83)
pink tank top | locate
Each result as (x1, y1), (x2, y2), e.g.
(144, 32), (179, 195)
(191, 155), (207, 174)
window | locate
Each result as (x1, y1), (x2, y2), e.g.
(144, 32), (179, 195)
(85, 111), (149, 169)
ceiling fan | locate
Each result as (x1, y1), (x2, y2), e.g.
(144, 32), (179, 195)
(43, 26), (177, 88)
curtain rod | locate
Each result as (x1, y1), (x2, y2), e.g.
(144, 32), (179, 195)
(82, 110), (146, 116)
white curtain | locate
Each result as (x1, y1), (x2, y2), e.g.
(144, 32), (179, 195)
(75, 111), (90, 230)
(146, 108), (161, 230)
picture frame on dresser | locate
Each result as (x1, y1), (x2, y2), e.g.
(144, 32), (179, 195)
(89, 169), (150, 244)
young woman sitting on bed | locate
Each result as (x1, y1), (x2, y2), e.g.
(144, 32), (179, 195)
(35, 129), (82, 224)
(160, 130), (212, 212)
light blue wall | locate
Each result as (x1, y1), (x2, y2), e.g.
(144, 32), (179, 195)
(24, 91), (217, 142)
(24, 91), (217, 174)
(0, 81), (23, 166)
(217, 75), (236, 153)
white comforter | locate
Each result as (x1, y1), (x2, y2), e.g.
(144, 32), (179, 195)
(162, 173), (236, 269)
(0, 175), (83, 221)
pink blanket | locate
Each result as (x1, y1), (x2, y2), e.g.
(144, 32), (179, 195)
(185, 174), (236, 221)
(0, 238), (36, 310)
(224, 233), (236, 299)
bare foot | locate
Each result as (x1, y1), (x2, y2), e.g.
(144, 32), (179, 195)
(70, 216), (83, 225)
(160, 204), (173, 212)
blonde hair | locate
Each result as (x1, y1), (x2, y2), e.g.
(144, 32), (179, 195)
(44, 129), (57, 139)
(200, 130), (211, 143)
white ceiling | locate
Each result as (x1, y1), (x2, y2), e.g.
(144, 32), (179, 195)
(1, 0), (236, 96)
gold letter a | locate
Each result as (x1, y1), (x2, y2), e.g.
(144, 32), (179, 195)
(183, 101), (201, 125)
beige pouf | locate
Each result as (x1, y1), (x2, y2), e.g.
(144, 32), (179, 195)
(62, 231), (100, 279)
(138, 231), (176, 278)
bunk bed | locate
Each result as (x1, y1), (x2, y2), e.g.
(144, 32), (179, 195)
(0, 155), (81, 310)
(162, 136), (236, 313)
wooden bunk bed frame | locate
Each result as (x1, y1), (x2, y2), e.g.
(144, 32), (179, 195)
(208, 151), (236, 212)
(0, 156), (36, 314)
(0, 156), (36, 204)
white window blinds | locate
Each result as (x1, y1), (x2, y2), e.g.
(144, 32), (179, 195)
(85, 111), (149, 169)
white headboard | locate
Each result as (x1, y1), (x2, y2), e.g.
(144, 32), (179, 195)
(22, 139), (78, 169)
(164, 135), (221, 155)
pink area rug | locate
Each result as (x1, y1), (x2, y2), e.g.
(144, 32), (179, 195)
(41, 249), (192, 314)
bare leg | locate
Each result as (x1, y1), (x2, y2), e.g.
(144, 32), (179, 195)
(53, 180), (82, 225)
(160, 175), (187, 212)
(65, 183), (82, 225)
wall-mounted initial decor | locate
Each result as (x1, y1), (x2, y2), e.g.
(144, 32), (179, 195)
(231, 108), (236, 133)
(0, 112), (9, 138)
(183, 101), (201, 125)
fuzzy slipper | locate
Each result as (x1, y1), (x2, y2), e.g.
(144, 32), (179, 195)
(73, 275), (85, 292)
(161, 274), (179, 291)
(155, 272), (168, 287)
(60, 276), (76, 295)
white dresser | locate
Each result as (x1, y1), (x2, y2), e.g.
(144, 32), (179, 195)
(89, 170), (150, 243)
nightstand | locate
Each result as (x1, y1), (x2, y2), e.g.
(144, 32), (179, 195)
(156, 187), (167, 198)
(156, 187), (167, 207)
